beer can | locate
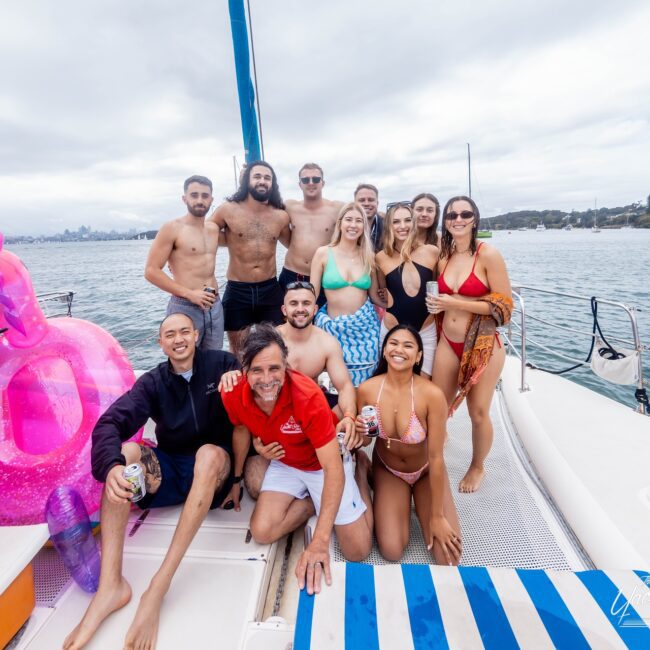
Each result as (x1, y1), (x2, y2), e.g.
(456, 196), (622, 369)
(336, 431), (350, 462)
(361, 405), (379, 438)
(426, 280), (439, 296)
(123, 463), (146, 503)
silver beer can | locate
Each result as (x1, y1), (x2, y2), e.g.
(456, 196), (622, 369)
(123, 463), (146, 502)
(426, 280), (439, 296)
(336, 431), (351, 462)
(361, 405), (379, 438)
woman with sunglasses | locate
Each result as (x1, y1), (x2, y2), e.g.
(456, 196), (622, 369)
(310, 202), (384, 386)
(428, 196), (513, 493)
(355, 324), (461, 564)
(375, 203), (439, 378)
(412, 193), (441, 247)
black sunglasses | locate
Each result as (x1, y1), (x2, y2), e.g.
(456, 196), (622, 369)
(300, 176), (322, 184)
(285, 281), (316, 295)
(445, 210), (475, 220)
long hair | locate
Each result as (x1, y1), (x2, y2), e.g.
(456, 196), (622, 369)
(373, 324), (423, 376)
(382, 204), (419, 263)
(227, 160), (285, 209)
(412, 192), (440, 246)
(440, 195), (481, 260)
(329, 202), (374, 275)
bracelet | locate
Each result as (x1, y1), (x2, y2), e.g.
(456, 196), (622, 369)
(233, 475), (243, 483)
(343, 412), (356, 421)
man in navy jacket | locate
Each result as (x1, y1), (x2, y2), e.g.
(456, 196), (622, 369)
(65, 313), (243, 650)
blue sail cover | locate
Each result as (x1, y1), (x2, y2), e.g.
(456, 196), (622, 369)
(228, 0), (262, 162)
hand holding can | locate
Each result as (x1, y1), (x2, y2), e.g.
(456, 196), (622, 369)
(360, 405), (379, 438)
(426, 281), (439, 314)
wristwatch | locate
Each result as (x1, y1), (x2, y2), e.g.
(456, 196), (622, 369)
(233, 475), (243, 483)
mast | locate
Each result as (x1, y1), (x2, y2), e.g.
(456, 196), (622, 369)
(467, 142), (472, 198)
(228, 0), (263, 162)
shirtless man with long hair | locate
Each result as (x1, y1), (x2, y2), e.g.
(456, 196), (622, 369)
(209, 161), (290, 354)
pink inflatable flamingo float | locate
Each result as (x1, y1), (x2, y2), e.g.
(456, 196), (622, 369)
(0, 234), (141, 525)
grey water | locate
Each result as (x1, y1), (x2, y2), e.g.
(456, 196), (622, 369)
(11, 228), (650, 411)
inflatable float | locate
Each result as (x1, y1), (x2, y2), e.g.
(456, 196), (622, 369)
(0, 234), (140, 525)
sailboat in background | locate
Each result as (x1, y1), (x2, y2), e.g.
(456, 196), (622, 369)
(592, 199), (601, 233)
(467, 144), (492, 239)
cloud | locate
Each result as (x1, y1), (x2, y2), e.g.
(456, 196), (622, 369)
(0, 0), (648, 235)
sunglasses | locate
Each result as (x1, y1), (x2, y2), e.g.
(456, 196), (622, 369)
(445, 210), (475, 220)
(300, 176), (322, 185)
(386, 200), (412, 210)
(285, 281), (316, 295)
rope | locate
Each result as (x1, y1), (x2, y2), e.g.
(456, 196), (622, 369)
(526, 297), (647, 409)
(526, 297), (602, 375)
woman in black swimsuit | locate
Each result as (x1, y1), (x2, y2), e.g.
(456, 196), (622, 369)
(375, 204), (440, 377)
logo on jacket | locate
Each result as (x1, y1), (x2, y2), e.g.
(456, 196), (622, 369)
(205, 382), (217, 395)
(280, 416), (303, 435)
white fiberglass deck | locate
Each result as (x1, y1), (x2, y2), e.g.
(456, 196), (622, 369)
(13, 497), (276, 650)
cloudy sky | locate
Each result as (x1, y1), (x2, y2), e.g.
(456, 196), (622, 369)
(1, 0), (648, 235)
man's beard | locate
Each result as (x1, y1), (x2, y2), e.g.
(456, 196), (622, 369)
(287, 313), (314, 330)
(252, 380), (282, 402)
(188, 205), (208, 218)
(249, 185), (270, 202)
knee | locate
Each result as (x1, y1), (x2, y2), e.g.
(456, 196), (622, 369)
(250, 514), (277, 545)
(194, 445), (229, 481)
(469, 406), (489, 427)
(342, 539), (372, 563)
(377, 537), (407, 563)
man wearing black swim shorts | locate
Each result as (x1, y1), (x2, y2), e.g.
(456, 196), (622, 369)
(209, 161), (291, 354)
(65, 313), (247, 650)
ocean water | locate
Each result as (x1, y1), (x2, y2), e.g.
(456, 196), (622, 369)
(10, 228), (650, 410)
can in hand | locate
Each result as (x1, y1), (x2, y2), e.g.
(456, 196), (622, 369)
(361, 405), (379, 438)
(336, 431), (351, 462)
(123, 464), (146, 503)
(426, 280), (439, 297)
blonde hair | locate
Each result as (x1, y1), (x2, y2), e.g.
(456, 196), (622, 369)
(383, 204), (419, 263)
(329, 202), (374, 275)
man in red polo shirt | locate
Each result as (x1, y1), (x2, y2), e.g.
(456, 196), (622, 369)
(221, 324), (372, 594)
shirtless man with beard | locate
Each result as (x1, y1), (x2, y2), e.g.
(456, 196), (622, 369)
(280, 163), (343, 306)
(145, 175), (224, 350)
(209, 161), (290, 354)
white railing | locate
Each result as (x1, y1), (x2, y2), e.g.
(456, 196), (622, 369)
(503, 286), (647, 415)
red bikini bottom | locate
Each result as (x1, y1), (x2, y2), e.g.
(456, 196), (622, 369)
(442, 329), (502, 361)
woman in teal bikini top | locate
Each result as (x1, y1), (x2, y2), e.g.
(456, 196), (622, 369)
(321, 247), (372, 291)
(310, 202), (384, 386)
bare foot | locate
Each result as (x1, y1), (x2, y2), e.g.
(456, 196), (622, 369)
(124, 587), (165, 650)
(459, 465), (485, 493)
(63, 578), (132, 649)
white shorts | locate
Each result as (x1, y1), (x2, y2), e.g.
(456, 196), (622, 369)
(380, 319), (437, 376)
(261, 459), (366, 526)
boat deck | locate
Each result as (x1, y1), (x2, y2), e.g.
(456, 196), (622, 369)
(8, 379), (602, 648)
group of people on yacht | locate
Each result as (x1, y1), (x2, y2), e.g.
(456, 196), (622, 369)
(63, 162), (512, 650)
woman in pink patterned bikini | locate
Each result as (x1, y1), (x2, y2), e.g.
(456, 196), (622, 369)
(355, 324), (461, 565)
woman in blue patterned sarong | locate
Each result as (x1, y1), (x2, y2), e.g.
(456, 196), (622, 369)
(310, 202), (384, 386)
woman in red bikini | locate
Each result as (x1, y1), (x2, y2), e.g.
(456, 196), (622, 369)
(429, 196), (512, 494)
(356, 324), (461, 565)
